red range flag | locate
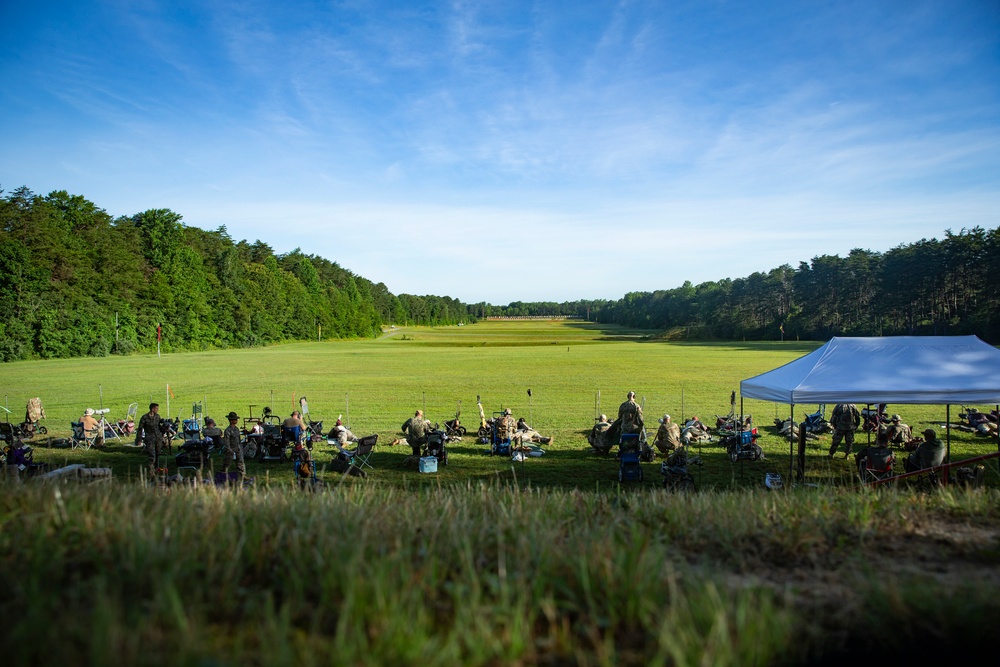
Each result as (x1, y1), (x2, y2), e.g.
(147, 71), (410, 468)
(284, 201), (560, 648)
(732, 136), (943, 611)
(157, 324), (162, 342)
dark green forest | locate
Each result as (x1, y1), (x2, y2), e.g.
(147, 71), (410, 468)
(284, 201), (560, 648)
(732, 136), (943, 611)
(0, 187), (475, 361)
(483, 226), (1000, 344)
(3, 185), (998, 362)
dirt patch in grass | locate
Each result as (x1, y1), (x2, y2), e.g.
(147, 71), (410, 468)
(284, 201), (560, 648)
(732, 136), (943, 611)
(714, 516), (1000, 664)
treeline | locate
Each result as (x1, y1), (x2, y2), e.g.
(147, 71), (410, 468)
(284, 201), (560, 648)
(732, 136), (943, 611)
(467, 301), (609, 319)
(4, 185), (996, 362)
(486, 227), (1000, 343)
(0, 187), (476, 361)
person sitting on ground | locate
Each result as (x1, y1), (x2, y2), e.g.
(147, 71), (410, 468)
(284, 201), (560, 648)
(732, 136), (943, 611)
(652, 414), (681, 456)
(904, 428), (946, 474)
(201, 417), (223, 444)
(588, 414), (613, 454)
(512, 417), (552, 446)
(401, 409), (431, 458)
(855, 430), (895, 475)
(883, 414), (912, 446)
(329, 417), (357, 446)
(79, 408), (105, 448)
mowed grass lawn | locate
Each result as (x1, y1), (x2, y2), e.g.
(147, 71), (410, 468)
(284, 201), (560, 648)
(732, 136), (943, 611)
(3, 320), (998, 489)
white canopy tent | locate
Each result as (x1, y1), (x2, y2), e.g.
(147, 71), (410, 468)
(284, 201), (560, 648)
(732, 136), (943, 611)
(740, 336), (1000, 483)
(741, 336), (1000, 405)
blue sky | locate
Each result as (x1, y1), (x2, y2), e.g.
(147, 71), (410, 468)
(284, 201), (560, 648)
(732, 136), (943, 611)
(2, 1), (998, 303)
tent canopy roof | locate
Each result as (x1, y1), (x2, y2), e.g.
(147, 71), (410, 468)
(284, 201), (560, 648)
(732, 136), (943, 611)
(740, 336), (1000, 405)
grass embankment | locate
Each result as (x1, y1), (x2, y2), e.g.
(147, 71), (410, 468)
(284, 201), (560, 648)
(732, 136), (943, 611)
(1, 482), (998, 666)
(3, 320), (998, 490)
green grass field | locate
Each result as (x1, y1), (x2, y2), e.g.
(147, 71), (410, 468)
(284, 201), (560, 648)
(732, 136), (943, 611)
(3, 320), (997, 490)
(3, 322), (1000, 665)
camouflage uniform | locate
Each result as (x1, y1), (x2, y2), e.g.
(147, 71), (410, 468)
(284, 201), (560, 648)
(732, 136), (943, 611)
(589, 418), (613, 454)
(402, 413), (431, 457)
(330, 422), (357, 446)
(884, 419), (912, 446)
(513, 419), (552, 446)
(495, 412), (516, 442)
(828, 403), (861, 457)
(134, 409), (162, 476)
(617, 396), (644, 434)
(223, 423), (246, 478)
(653, 420), (681, 455)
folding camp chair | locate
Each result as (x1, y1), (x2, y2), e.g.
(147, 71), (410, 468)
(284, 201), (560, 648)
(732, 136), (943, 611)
(110, 402), (138, 438)
(282, 425), (303, 446)
(70, 422), (99, 449)
(857, 446), (895, 487)
(340, 434), (378, 470)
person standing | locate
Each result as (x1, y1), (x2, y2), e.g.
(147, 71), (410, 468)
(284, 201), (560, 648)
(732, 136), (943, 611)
(134, 403), (162, 477)
(617, 391), (644, 435)
(402, 409), (431, 457)
(828, 403), (861, 459)
(223, 411), (246, 479)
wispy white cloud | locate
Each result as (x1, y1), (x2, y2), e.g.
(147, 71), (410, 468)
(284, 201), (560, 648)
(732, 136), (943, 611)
(2, 0), (998, 304)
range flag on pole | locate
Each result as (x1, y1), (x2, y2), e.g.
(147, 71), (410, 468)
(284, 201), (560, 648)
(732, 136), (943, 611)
(167, 384), (175, 399)
(157, 324), (162, 341)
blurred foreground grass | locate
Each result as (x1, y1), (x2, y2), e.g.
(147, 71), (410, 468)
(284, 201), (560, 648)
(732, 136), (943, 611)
(1, 481), (998, 666)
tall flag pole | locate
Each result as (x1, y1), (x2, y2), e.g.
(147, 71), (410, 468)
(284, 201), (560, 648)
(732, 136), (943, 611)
(157, 323), (162, 357)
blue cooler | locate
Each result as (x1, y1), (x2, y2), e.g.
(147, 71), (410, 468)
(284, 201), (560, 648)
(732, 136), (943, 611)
(419, 456), (438, 473)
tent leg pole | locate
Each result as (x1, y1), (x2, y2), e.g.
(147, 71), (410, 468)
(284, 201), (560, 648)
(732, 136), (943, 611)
(945, 404), (951, 486)
(740, 396), (745, 486)
(797, 411), (807, 483)
(789, 404), (794, 484)
(865, 403), (872, 446)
